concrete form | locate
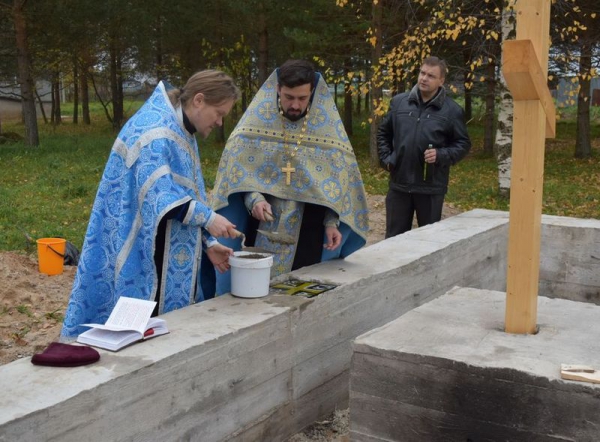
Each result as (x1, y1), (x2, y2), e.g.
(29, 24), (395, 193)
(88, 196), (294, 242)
(1, 210), (598, 441)
(350, 287), (600, 441)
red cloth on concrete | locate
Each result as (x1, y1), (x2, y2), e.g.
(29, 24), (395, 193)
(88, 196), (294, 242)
(31, 342), (100, 367)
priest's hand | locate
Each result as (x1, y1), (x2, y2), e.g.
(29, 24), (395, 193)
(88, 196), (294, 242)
(207, 213), (237, 238)
(324, 226), (342, 251)
(207, 243), (234, 273)
(252, 201), (274, 222)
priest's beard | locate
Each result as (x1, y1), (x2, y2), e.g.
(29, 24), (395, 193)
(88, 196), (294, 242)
(282, 108), (308, 122)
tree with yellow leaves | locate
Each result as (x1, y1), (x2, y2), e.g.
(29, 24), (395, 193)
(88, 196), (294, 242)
(344, 0), (598, 192)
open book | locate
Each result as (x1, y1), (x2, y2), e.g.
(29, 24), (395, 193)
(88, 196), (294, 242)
(77, 296), (169, 351)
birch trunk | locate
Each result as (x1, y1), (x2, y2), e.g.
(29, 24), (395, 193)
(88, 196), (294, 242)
(494, 1), (516, 198)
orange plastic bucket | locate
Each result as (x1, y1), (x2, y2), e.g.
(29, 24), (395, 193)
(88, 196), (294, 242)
(36, 238), (66, 275)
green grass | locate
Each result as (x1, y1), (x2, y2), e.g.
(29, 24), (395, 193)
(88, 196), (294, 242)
(45, 308), (64, 322)
(0, 122), (115, 251)
(0, 107), (231, 251)
(1, 105), (599, 252)
(16, 305), (33, 317)
(541, 138), (600, 218)
(340, 114), (600, 219)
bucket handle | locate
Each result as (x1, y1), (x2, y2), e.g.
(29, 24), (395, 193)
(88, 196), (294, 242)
(46, 244), (65, 259)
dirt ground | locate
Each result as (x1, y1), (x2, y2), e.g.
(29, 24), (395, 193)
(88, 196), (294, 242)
(0, 194), (460, 440)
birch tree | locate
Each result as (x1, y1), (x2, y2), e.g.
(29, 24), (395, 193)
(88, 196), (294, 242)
(493, 1), (516, 197)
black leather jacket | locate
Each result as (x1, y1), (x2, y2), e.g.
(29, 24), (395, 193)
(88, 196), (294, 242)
(377, 85), (471, 195)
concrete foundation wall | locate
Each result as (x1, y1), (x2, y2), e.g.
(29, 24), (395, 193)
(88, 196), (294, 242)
(1, 210), (598, 441)
(0, 210), (508, 442)
(350, 287), (600, 441)
(539, 215), (600, 304)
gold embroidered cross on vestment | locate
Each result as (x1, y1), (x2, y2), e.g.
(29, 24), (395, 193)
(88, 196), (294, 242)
(281, 162), (296, 185)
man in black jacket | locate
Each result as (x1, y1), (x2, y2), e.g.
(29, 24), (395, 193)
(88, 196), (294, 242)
(377, 56), (471, 238)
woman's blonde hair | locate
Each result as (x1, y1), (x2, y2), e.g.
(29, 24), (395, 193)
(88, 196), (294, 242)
(168, 69), (240, 107)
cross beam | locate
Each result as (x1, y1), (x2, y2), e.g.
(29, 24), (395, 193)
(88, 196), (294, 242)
(503, 40), (556, 137)
(502, 0), (555, 334)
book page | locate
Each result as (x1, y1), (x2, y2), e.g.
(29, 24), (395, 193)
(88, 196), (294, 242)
(105, 297), (156, 333)
(83, 328), (136, 346)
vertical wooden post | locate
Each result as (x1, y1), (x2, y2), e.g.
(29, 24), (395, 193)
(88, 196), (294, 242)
(504, 99), (546, 333)
(503, 0), (554, 334)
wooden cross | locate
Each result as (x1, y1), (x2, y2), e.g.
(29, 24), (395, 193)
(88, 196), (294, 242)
(281, 161), (296, 185)
(502, 0), (556, 334)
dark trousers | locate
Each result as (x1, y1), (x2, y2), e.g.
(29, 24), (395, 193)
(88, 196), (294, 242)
(292, 203), (325, 270)
(385, 189), (445, 238)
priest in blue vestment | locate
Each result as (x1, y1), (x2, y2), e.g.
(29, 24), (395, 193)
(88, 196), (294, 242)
(61, 70), (240, 339)
(211, 60), (369, 295)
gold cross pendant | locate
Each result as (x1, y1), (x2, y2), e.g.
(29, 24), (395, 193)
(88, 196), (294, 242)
(281, 161), (296, 185)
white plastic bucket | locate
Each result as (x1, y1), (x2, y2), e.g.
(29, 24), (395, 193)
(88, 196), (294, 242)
(229, 251), (274, 298)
